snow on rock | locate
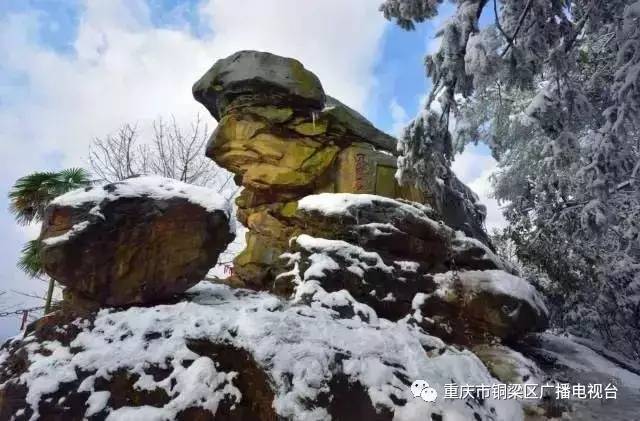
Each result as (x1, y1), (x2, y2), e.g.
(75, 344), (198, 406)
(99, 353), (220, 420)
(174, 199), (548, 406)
(41, 221), (90, 246)
(295, 234), (394, 277)
(0, 283), (524, 420)
(412, 270), (549, 341)
(298, 193), (436, 225)
(298, 193), (508, 274)
(278, 234), (436, 322)
(52, 175), (234, 233)
(434, 270), (549, 319)
(39, 176), (236, 307)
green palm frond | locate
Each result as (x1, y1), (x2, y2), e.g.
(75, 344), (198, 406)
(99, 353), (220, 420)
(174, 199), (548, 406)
(55, 168), (92, 195)
(18, 239), (45, 278)
(9, 168), (92, 225)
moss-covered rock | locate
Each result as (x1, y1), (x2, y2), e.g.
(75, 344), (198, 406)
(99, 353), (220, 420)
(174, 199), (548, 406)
(244, 105), (294, 123)
(193, 50), (325, 120)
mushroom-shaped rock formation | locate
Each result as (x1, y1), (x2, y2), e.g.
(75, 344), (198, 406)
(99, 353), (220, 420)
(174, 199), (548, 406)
(193, 50), (490, 289)
(39, 176), (234, 307)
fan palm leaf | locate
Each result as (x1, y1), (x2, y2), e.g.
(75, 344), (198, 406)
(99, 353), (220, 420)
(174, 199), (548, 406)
(17, 240), (45, 278)
(9, 168), (91, 225)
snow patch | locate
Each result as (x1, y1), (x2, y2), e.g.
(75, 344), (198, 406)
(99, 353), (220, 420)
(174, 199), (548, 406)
(294, 234), (394, 277)
(434, 270), (548, 317)
(51, 175), (234, 233)
(42, 221), (90, 245)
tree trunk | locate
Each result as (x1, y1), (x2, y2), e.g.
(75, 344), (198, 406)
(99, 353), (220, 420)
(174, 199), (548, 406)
(44, 279), (55, 313)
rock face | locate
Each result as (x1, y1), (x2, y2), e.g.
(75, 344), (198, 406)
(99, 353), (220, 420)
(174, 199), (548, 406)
(39, 176), (234, 306)
(193, 50), (490, 290)
(276, 193), (548, 343)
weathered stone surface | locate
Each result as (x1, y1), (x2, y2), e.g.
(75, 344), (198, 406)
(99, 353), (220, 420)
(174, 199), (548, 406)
(0, 325), (276, 420)
(264, 193), (549, 342)
(415, 270), (549, 342)
(324, 95), (396, 152)
(39, 177), (234, 306)
(194, 51), (495, 289)
(294, 194), (502, 268)
(193, 50), (325, 120)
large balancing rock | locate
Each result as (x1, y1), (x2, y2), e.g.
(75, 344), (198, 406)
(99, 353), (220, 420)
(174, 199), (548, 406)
(193, 50), (326, 120)
(39, 176), (234, 306)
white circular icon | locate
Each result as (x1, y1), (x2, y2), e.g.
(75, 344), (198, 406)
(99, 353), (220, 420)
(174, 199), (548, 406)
(410, 380), (429, 397)
(410, 379), (438, 402)
(420, 385), (438, 402)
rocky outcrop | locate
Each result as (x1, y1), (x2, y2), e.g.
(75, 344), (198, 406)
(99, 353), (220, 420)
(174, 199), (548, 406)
(191, 50), (546, 344)
(193, 50), (491, 290)
(39, 176), (234, 306)
(0, 283), (524, 421)
(2, 50), (639, 421)
(275, 193), (548, 343)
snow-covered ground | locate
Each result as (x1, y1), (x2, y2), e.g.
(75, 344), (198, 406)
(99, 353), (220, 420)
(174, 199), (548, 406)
(4, 282), (523, 421)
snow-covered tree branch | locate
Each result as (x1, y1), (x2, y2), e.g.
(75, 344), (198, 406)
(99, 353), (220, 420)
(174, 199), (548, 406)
(382, 0), (640, 358)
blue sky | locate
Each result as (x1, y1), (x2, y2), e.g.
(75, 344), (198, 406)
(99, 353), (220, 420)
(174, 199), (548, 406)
(0, 0), (502, 339)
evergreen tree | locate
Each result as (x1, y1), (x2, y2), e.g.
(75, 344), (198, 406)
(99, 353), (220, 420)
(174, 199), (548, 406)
(382, 0), (640, 357)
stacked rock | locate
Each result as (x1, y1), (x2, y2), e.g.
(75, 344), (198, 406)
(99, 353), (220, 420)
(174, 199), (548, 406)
(278, 193), (548, 345)
(39, 176), (235, 308)
(193, 50), (489, 290)
(193, 51), (548, 345)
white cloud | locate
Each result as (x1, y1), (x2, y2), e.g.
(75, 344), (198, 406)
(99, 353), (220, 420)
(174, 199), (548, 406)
(451, 146), (507, 232)
(0, 0), (387, 338)
(389, 98), (409, 137)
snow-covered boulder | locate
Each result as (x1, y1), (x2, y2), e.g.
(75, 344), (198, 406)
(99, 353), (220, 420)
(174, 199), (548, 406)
(39, 176), (234, 306)
(296, 193), (506, 273)
(413, 271), (549, 341)
(270, 194), (515, 323)
(193, 50), (326, 120)
(0, 283), (523, 421)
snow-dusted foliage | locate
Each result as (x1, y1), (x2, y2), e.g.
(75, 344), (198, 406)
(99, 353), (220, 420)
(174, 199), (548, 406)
(382, 0), (640, 358)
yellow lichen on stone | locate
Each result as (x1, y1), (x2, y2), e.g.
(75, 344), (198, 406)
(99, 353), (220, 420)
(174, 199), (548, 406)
(235, 233), (277, 266)
(247, 133), (317, 169)
(279, 201), (299, 218)
(243, 164), (315, 190)
(289, 118), (328, 136)
(374, 165), (398, 198)
(289, 59), (323, 99)
(247, 210), (294, 240)
(215, 150), (260, 173)
(300, 146), (339, 174)
(219, 114), (266, 142)
(245, 106), (294, 123)
(334, 143), (399, 195)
